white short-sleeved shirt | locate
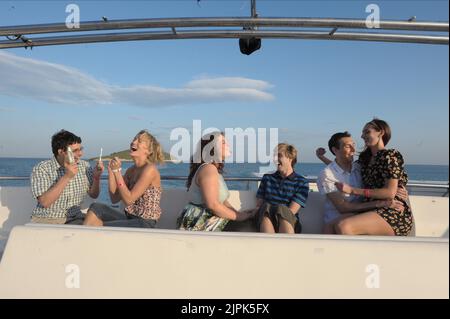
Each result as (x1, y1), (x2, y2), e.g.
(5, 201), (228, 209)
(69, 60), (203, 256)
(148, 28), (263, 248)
(317, 161), (363, 223)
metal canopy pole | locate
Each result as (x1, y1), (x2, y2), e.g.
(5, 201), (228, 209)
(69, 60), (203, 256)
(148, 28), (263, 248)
(0, 16), (448, 49)
(0, 30), (447, 49)
(0, 17), (448, 36)
(251, 0), (257, 18)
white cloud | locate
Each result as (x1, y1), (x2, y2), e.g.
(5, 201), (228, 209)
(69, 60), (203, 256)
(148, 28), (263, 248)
(186, 77), (273, 90)
(0, 52), (113, 105)
(0, 51), (274, 108)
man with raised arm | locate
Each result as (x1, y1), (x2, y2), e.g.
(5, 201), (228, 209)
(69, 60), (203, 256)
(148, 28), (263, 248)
(30, 130), (103, 225)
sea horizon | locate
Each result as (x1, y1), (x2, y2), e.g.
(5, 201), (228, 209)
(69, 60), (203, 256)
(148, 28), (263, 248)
(1, 157), (448, 185)
(0, 156), (448, 167)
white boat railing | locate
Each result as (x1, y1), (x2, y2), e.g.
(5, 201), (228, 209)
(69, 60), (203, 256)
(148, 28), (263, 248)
(0, 175), (448, 196)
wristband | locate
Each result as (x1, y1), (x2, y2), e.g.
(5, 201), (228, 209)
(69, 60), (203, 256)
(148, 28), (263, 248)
(364, 189), (371, 198)
(112, 168), (122, 173)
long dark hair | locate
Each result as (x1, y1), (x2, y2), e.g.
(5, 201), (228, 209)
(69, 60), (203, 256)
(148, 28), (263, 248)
(186, 131), (225, 190)
(359, 119), (392, 166)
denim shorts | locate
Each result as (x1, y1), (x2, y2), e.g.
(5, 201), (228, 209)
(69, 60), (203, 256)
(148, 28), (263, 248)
(88, 203), (157, 228)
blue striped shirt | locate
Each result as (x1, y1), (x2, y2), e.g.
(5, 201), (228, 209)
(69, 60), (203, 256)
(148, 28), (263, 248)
(256, 171), (309, 208)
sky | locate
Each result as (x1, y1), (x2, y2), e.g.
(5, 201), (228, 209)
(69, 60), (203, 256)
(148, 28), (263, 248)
(0, 0), (448, 165)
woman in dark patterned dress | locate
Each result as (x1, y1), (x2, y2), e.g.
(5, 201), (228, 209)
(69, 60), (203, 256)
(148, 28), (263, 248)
(335, 119), (413, 236)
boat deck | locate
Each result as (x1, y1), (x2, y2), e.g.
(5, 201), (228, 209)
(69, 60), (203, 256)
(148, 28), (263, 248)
(0, 185), (448, 298)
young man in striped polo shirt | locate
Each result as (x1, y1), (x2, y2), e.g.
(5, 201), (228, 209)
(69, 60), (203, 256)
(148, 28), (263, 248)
(255, 143), (309, 234)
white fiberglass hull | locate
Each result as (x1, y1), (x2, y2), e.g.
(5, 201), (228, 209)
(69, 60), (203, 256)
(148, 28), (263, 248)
(0, 186), (448, 298)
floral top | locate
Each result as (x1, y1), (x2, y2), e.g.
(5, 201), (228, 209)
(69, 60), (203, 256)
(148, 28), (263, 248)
(360, 149), (408, 189)
(124, 179), (162, 221)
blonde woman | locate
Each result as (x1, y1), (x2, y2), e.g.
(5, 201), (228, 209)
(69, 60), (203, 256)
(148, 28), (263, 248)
(84, 130), (164, 228)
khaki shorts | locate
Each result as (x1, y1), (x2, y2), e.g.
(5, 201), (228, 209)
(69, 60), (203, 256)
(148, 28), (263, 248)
(30, 215), (85, 225)
(257, 202), (301, 233)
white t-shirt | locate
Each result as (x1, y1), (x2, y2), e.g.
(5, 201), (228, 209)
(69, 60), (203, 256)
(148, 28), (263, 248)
(317, 161), (363, 223)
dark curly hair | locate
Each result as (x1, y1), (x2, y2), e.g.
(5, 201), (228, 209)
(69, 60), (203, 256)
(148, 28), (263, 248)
(51, 130), (82, 158)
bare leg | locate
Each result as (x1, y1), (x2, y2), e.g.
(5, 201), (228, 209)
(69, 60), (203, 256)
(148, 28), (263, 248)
(323, 213), (355, 234)
(278, 218), (295, 234)
(83, 210), (103, 226)
(260, 216), (275, 233)
(335, 211), (395, 236)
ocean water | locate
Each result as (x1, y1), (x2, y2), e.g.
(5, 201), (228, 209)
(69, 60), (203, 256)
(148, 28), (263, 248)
(1, 157), (448, 202)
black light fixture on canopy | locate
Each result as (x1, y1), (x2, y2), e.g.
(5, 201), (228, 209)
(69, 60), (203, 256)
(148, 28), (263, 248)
(239, 35), (261, 55)
(239, 0), (261, 55)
